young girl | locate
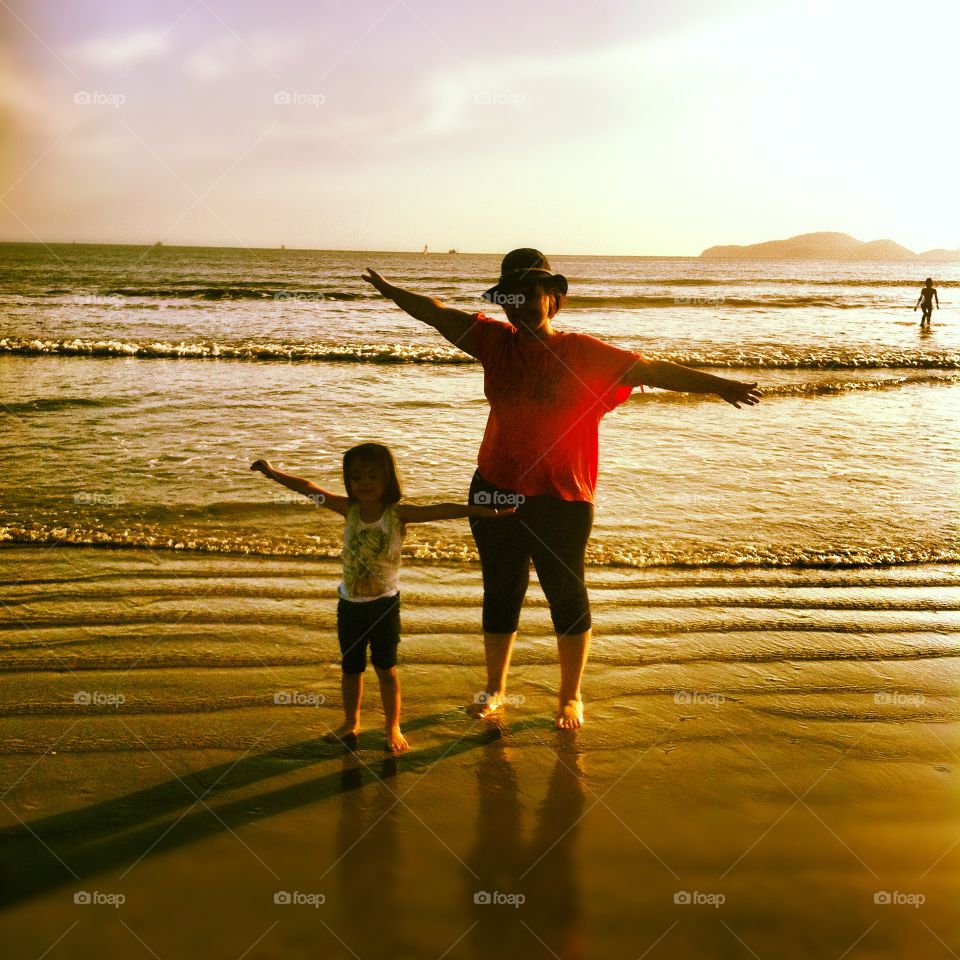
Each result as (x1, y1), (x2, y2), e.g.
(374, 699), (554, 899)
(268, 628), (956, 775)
(250, 443), (509, 753)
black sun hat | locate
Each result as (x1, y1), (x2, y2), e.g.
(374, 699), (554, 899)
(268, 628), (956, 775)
(482, 248), (568, 303)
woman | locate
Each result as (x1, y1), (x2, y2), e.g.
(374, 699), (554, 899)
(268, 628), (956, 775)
(362, 248), (761, 729)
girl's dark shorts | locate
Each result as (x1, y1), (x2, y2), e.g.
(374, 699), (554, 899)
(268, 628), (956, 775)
(468, 471), (593, 636)
(337, 592), (401, 674)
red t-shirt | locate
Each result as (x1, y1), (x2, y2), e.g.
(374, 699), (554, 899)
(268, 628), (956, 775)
(471, 312), (643, 503)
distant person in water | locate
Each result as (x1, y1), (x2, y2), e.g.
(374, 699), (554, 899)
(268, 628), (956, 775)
(362, 248), (762, 730)
(915, 278), (939, 326)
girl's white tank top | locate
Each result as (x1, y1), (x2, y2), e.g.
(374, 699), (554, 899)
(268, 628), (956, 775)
(338, 503), (404, 602)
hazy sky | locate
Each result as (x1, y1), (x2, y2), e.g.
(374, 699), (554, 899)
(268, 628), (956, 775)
(1, 0), (957, 255)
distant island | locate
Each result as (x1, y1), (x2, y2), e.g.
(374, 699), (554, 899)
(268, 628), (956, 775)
(700, 231), (960, 261)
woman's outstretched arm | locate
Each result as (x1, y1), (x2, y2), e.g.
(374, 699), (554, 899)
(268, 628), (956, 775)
(622, 358), (762, 409)
(396, 503), (513, 524)
(361, 268), (479, 357)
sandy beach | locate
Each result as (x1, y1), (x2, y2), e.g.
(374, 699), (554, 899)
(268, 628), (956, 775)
(1, 544), (957, 958)
(3, 0), (960, 953)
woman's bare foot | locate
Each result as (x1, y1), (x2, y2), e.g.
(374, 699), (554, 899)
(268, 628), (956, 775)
(555, 698), (584, 730)
(385, 725), (409, 753)
(323, 722), (359, 746)
(466, 691), (505, 719)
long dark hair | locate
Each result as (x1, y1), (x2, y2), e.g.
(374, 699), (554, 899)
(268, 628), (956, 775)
(342, 443), (402, 504)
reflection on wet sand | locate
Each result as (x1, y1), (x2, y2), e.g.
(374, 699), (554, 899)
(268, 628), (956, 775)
(332, 755), (412, 959)
(465, 735), (586, 960)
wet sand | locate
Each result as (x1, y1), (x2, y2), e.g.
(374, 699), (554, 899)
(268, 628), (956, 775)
(1, 546), (958, 958)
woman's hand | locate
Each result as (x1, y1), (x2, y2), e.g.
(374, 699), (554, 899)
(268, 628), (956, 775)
(716, 379), (762, 409)
(362, 268), (393, 298)
(250, 459), (274, 477)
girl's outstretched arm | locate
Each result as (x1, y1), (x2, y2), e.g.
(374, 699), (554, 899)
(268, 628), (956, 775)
(250, 460), (350, 516)
(622, 359), (762, 409)
(361, 268), (480, 357)
(396, 502), (513, 524)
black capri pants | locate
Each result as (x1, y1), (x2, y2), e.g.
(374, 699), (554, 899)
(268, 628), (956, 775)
(337, 592), (401, 674)
(468, 471), (593, 636)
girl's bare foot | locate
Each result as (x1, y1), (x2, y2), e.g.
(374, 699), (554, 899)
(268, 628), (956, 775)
(555, 698), (584, 730)
(323, 722), (359, 746)
(466, 691), (505, 719)
(385, 726), (408, 753)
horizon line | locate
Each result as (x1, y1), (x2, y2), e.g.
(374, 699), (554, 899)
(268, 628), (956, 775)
(1, 235), (957, 259)
(0, 239), (704, 258)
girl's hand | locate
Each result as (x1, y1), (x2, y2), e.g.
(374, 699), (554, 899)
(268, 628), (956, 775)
(361, 268), (393, 297)
(250, 459), (274, 477)
(471, 506), (516, 519)
(717, 379), (762, 409)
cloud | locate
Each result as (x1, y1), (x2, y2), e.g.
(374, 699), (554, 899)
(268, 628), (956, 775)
(181, 35), (241, 80)
(70, 30), (168, 68)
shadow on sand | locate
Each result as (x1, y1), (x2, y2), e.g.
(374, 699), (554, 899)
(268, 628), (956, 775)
(0, 711), (561, 913)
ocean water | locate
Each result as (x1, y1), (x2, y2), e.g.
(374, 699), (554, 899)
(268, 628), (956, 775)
(1, 242), (958, 569)
(2, 246), (959, 957)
